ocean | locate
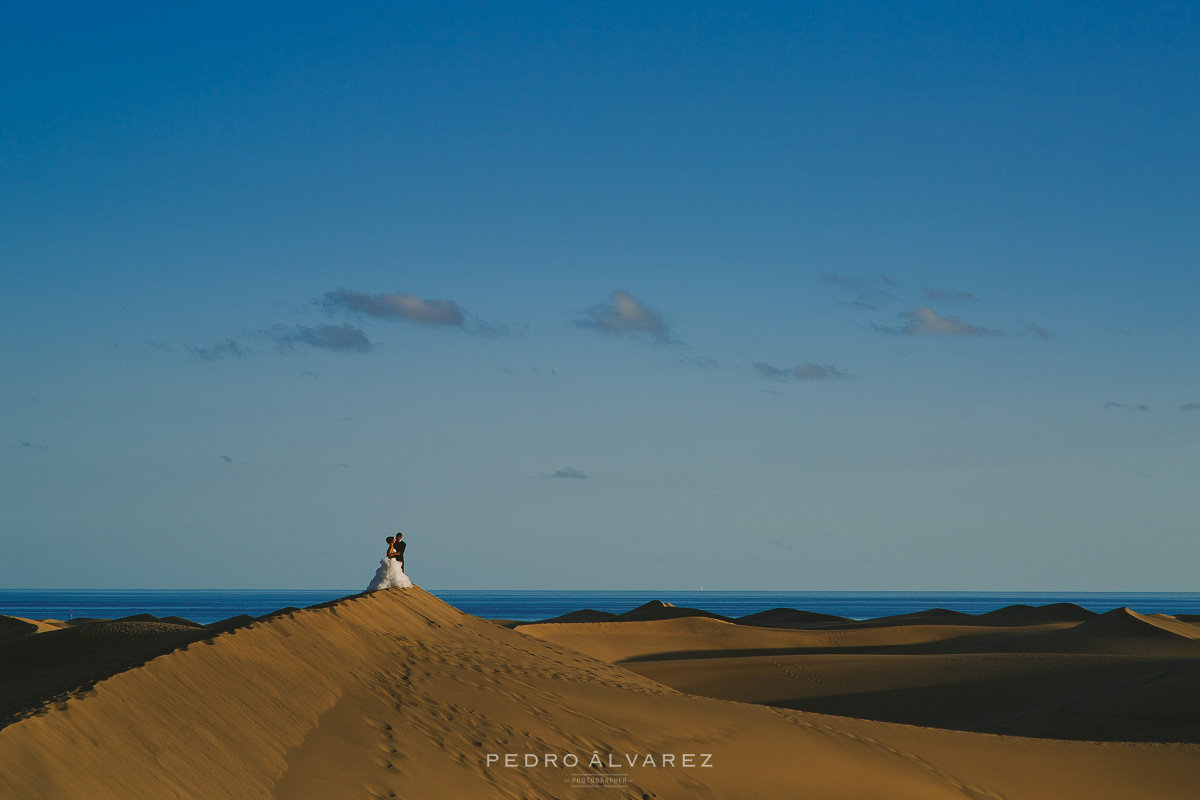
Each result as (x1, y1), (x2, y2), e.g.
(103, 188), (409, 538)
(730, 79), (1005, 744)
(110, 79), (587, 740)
(2, 589), (1199, 625)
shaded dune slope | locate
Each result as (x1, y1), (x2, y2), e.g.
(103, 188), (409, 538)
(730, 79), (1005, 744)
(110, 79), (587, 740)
(1023, 607), (1200, 656)
(519, 605), (1200, 744)
(735, 607), (850, 627)
(0, 617), (217, 726)
(1, 590), (1197, 798)
(515, 616), (1066, 662)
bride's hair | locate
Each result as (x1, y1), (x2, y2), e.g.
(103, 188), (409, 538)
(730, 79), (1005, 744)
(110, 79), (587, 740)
(386, 536), (394, 543)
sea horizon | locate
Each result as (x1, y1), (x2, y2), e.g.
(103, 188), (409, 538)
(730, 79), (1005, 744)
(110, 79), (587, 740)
(3, 588), (1199, 625)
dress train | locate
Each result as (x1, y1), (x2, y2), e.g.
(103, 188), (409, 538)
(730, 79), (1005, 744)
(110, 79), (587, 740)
(367, 558), (412, 591)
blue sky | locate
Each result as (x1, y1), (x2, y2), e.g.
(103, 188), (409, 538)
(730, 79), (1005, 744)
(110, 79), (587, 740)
(2, 2), (1198, 590)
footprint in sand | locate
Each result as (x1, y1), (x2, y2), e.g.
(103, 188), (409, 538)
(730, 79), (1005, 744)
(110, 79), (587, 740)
(361, 782), (395, 798)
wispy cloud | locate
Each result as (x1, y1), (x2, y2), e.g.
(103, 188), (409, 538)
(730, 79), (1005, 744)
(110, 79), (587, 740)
(189, 339), (245, 361)
(575, 291), (673, 343)
(876, 307), (998, 337)
(674, 354), (719, 369)
(819, 273), (897, 290)
(219, 455), (247, 464)
(322, 289), (465, 327)
(466, 317), (518, 338)
(922, 287), (979, 303)
(1105, 402), (1150, 412)
(545, 467), (588, 479)
(16, 440), (51, 450)
(753, 361), (849, 380)
(1183, 403), (1200, 412)
(271, 323), (373, 353)
(322, 288), (512, 336)
(818, 273), (898, 310)
(1025, 322), (1054, 340)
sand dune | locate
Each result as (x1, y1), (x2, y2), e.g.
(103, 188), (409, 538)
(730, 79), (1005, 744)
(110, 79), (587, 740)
(0, 615), (217, 725)
(612, 600), (734, 623)
(520, 604), (1200, 744)
(626, 651), (1200, 742)
(516, 615), (1073, 663)
(975, 603), (1098, 626)
(0, 615), (42, 640)
(1, 592), (1199, 798)
(532, 600), (732, 625)
(735, 607), (850, 627)
(533, 608), (618, 624)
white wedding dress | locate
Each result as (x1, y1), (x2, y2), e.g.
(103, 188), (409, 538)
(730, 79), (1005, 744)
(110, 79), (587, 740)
(367, 557), (413, 591)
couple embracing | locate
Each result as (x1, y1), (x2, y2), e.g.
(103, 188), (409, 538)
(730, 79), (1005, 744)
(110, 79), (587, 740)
(386, 533), (406, 570)
(367, 531), (412, 591)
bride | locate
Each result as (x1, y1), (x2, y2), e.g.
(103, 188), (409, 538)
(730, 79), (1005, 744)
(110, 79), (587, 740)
(366, 535), (413, 590)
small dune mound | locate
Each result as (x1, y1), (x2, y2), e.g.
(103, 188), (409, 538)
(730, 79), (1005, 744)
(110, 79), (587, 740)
(530, 608), (618, 624)
(1027, 607), (1200, 656)
(259, 606), (302, 619)
(865, 608), (972, 626)
(735, 608), (849, 627)
(116, 613), (205, 628)
(976, 603), (1097, 626)
(1090, 608), (1200, 639)
(0, 616), (39, 642)
(0, 616), (69, 637)
(208, 614), (258, 632)
(74, 621), (208, 638)
(613, 600), (733, 623)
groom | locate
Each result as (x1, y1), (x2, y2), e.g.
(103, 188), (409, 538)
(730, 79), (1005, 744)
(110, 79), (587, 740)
(387, 533), (406, 571)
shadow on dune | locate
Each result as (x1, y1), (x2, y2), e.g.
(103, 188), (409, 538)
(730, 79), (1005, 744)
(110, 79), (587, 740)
(763, 657), (1200, 742)
(0, 605), (312, 730)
